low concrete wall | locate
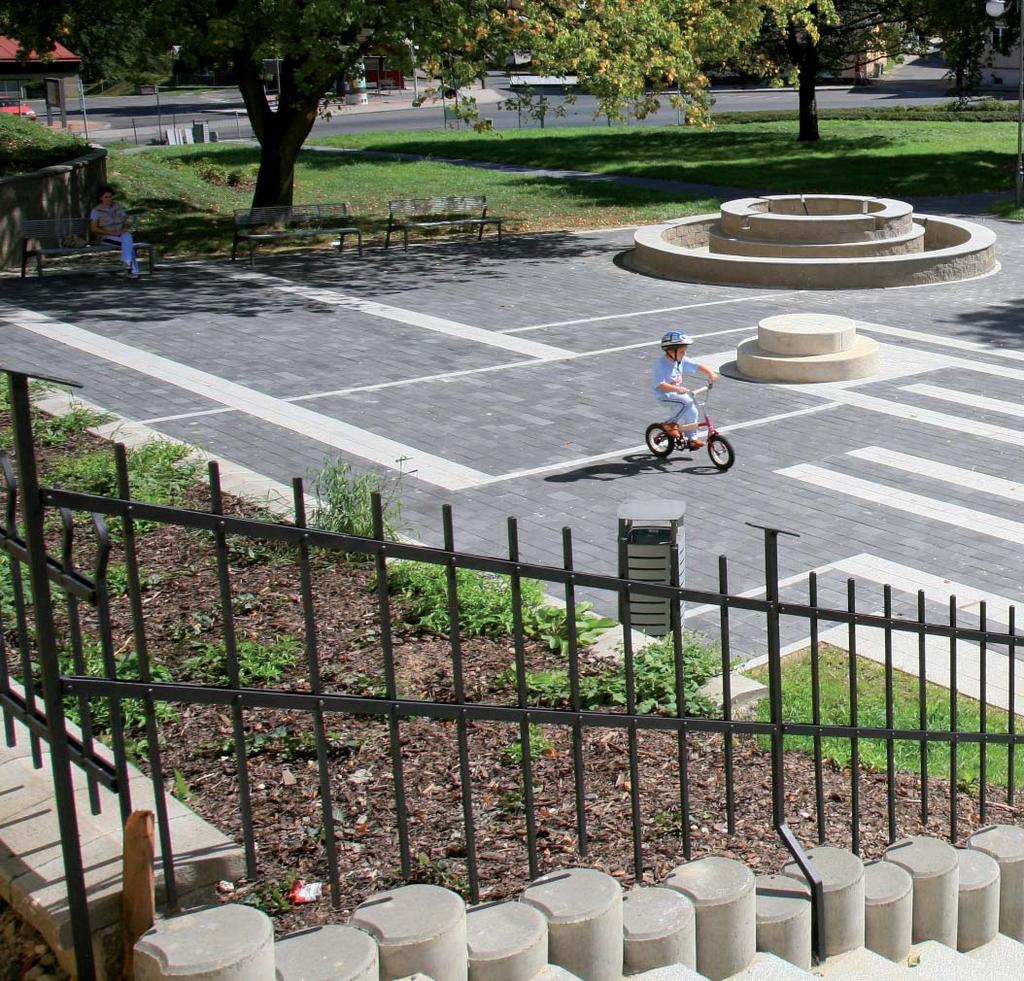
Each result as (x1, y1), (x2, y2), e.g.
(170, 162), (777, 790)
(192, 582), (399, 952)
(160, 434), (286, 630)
(0, 145), (107, 269)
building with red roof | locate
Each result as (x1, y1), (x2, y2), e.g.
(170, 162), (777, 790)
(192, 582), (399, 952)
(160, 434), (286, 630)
(0, 35), (81, 103)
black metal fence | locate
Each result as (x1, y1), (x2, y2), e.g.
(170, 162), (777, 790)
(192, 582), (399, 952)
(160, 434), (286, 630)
(0, 364), (1020, 980)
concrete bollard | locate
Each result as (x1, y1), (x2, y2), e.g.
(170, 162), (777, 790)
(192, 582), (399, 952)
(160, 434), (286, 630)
(969, 824), (1024, 941)
(956, 847), (1001, 952)
(466, 901), (547, 981)
(884, 835), (959, 947)
(521, 867), (622, 981)
(134, 904), (275, 980)
(782, 846), (863, 956)
(622, 886), (696, 973)
(664, 857), (755, 981)
(274, 924), (378, 980)
(862, 860), (913, 963)
(351, 884), (467, 981)
(754, 874), (811, 971)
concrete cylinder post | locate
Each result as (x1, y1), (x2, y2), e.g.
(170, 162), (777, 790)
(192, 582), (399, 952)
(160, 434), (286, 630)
(622, 886), (696, 973)
(274, 925), (379, 981)
(134, 904), (275, 980)
(782, 846), (864, 956)
(351, 884), (468, 981)
(957, 847), (1001, 952)
(884, 836), (959, 947)
(466, 901), (548, 981)
(521, 867), (622, 981)
(862, 860), (913, 963)
(754, 874), (811, 971)
(664, 857), (755, 980)
(969, 824), (1024, 941)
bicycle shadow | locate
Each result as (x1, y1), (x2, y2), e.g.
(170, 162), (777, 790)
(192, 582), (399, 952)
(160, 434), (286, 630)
(544, 452), (725, 483)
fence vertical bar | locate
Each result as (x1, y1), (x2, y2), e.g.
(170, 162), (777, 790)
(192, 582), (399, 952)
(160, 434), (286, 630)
(441, 505), (480, 903)
(6, 368), (97, 981)
(668, 525), (689, 865)
(949, 596), (958, 842)
(847, 578), (860, 856)
(883, 584), (895, 844)
(763, 528), (786, 832)
(1010, 606), (1017, 808)
(507, 517), (539, 879)
(808, 572), (825, 844)
(718, 555), (735, 837)
(208, 461), (258, 877)
(979, 601), (987, 825)
(116, 446), (177, 906)
(918, 590), (929, 825)
(371, 493), (411, 879)
(562, 527), (588, 857)
(292, 478), (342, 909)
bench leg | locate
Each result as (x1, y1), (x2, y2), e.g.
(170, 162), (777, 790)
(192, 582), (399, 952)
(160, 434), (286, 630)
(385, 224), (392, 250)
(337, 233), (345, 255)
(20, 247), (28, 278)
(248, 241), (256, 266)
(478, 222), (485, 242)
(356, 231), (363, 257)
(147, 246), (154, 275)
(497, 221), (503, 245)
(231, 232), (239, 262)
(403, 228), (409, 252)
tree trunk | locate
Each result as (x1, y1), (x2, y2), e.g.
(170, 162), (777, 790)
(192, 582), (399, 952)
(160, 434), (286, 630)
(797, 39), (820, 143)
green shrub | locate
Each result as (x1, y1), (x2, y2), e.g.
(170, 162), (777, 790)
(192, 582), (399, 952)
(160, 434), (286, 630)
(309, 456), (403, 548)
(387, 561), (544, 637)
(501, 723), (555, 764)
(36, 406), (112, 447)
(530, 602), (617, 656)
(184, 636), (299, 686)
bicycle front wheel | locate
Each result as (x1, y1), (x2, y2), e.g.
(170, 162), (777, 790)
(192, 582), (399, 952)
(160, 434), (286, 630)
(708, 434), (735, 471)
(645, 424), (674, 459)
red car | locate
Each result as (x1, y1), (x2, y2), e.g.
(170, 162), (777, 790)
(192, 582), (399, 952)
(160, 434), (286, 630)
(0, 98), (37, 120)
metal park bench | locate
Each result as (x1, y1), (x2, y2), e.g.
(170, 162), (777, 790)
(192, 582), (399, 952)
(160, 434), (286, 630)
(384, 196), (503, 250)
(20, 218), (155, 278)
(231, 203), (363, 264)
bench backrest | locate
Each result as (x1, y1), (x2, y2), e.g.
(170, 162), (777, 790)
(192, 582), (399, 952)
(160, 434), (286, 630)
(22, 218), (92, 245)
(388, 196), (487, 219)
(233, 203), (350, 228)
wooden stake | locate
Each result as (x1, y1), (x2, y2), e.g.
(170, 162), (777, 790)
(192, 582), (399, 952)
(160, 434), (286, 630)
(121, 810), (155, 980)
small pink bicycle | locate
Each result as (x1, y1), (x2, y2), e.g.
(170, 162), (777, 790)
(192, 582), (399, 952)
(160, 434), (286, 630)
(645, 382), (735, 471)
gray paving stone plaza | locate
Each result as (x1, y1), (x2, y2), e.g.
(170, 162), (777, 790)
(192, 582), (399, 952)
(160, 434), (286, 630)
(2, 207), (1021, 662)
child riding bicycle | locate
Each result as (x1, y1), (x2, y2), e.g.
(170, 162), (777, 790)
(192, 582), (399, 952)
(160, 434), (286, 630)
(652, 331), (719, 450)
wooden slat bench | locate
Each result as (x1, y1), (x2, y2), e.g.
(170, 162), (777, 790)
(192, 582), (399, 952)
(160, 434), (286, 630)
(20, 218), (155, 278)
(231, 203), (362, 264)
(385, 196), (503, 250)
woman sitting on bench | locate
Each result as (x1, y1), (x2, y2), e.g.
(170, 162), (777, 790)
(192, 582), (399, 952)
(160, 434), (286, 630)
(89, 185), (140, 278)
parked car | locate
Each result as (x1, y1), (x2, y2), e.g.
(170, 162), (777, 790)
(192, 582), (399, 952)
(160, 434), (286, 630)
(0, 98), (37, 120)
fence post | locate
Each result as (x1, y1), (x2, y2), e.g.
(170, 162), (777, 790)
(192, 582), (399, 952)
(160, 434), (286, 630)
(5, 367), (97, 981)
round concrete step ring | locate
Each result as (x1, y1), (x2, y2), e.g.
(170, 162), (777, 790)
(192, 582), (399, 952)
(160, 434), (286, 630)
(352, 883), (468, 981)
(622, 886), (696, 973)
(863, 860), (913, 963)
(664, 856), (756, 980)
(969, 824), (1024, 941)
(757, 314), (857, 357)
(782, 846), (864, 956)
(521, 867), (622, 981)
(275, 924), (378, 981)
(735, 335), (880, 384)
(466, 901), (548, 981)
(884, 835), (959, 947)
(755, 873), (811, 971)
(134, 904), (275, 980)
(957, 847), (1001, 952)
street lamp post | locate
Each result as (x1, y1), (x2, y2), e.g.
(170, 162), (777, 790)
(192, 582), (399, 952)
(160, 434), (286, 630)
(987, 0), (1024, 207)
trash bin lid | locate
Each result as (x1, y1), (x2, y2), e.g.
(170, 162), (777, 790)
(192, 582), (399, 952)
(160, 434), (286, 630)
(618, 498), (686, 523)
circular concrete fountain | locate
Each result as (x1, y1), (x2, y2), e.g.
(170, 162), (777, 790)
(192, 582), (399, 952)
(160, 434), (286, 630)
(629, 194), (997, 289)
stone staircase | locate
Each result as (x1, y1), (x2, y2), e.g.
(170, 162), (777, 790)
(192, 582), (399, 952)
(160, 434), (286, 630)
(134, 824), (1024, 981)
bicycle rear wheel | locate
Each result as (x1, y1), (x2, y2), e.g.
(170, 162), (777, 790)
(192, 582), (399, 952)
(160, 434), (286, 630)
(645, 424), (674, 458)
(708, 434), (735, 471)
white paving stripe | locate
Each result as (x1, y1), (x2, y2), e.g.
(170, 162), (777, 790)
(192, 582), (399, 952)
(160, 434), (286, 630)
(0, 304), (491, 491)
(902, 383), (1024, 420)
(858, 320), (1024, 364)
(221, 270), (572, 360)
(779, 464), (1024, 545)
(847, 446), (1024, 503)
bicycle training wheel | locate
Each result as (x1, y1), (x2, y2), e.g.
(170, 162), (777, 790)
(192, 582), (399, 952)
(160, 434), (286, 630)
(645, 424), (674, 459)
(708, 434), (735, 471)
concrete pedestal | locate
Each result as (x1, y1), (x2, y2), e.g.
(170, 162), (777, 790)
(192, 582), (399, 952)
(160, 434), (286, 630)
(957, 847), (1001, 952)
(782, 846), (863, 956)
(134, 904), (274, 980)
(466, 901), (547, 981)
(622, 886), (696, 973)
(274, 925), (378, 981)
(862, 860), (913, 963)
(969, 824), (1024, 941)
(884, 835), (959, 947)
(664, 857), (755, 981)
(352, 884), (468, 981)
(521, 868), (622, 981)
(754, 874), (811, 971)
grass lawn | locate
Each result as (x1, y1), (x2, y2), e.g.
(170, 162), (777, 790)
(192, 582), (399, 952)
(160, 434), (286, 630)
(0, 116), (87, 176)
(316, 119), (1020, 198)
(750, 646), (1024, 790)
(105, 143), (719, 255)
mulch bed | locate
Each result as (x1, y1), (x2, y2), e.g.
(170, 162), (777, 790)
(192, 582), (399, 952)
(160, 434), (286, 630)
(4, 411), (1023, 939)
